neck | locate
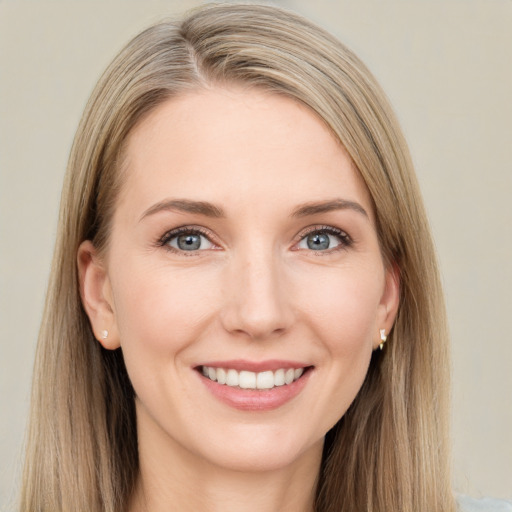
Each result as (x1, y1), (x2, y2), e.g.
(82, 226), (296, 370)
(129, 403), (323, 512)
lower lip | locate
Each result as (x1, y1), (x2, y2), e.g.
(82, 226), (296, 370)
(198, 369), (312, 411)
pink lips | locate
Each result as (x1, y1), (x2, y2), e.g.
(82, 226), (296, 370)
(196, 360), (312, 411)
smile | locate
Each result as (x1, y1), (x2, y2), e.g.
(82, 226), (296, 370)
(201, 366), (305, 390)
(196, 362), (313, 411)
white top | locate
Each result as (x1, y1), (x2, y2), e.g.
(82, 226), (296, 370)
(457, 496), (512, 511)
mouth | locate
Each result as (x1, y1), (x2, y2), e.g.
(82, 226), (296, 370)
(194, 360), (313, 410)
(198, 365), (311, 390)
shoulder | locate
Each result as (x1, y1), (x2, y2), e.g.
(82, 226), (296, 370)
(457, 495), (512, 512)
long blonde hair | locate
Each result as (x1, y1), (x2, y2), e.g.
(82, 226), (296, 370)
(21, 4), (455, 511)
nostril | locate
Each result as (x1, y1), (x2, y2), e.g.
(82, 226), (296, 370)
(220, 302), (294, 340)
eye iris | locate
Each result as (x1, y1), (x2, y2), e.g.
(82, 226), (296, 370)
(307, 232), (330, 250)
(177, 233), (201, 250)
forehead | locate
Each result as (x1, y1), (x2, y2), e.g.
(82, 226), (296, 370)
(117, 87), (373, 220)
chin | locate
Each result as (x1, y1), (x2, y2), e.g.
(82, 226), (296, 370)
(190, 426), (324, 474)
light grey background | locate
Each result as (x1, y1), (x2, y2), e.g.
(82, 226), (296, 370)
(1, 1), (511, 509)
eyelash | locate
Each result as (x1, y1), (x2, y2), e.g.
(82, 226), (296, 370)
(293, 225), (353, 253)
(157, 225), (353, 254)
(158, 226), (217, 254)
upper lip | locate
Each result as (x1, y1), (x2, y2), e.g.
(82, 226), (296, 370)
(196, 359), (311, 372)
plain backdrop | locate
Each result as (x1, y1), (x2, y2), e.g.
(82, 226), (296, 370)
(1, 0), (511, 509)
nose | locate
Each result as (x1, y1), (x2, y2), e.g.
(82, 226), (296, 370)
(220, 248), (294, 340)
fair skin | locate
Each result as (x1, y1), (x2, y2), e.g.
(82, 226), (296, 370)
(78, 87), (399, 512)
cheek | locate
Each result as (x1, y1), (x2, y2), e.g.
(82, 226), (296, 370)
(110, 258), (220, 357)
(294, 264), (382, 426)
(298, 263), (383, 352)
(108, 259), (222, 420)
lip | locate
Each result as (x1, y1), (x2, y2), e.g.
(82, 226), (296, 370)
(195, 360), (313, 411)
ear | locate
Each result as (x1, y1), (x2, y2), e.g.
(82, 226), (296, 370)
(374, 262), (400, 350)
(77, 240), (120, 350)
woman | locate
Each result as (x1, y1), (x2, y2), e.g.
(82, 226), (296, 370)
(19, 4), (506, 512)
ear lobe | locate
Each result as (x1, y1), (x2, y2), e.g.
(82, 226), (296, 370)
(374, 262), (400, 350)
(77, 240), (121, 350)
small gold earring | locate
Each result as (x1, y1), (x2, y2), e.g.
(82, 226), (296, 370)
(379, 329), (387, 350)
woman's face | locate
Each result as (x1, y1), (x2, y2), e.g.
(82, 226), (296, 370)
(80, 87), (398, 473)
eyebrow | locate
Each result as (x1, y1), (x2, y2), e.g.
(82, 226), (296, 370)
(139, 199), (225, 221)
(139, 197), (368, 222)
(291, 199), (369, 219)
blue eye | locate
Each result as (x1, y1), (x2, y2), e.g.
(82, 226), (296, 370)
(164, 230), (215, 252)
(297, 228), (350, 251)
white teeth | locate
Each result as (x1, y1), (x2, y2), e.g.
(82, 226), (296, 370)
(226, 369), (239, 387)
(285, 368), (295, 385)
(256, 371), (274, 390)
(216, 368), (227, 385)
(239, 371), (256, 389)
(201, 366), (306, 390)
(274, 369), (285, 387)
